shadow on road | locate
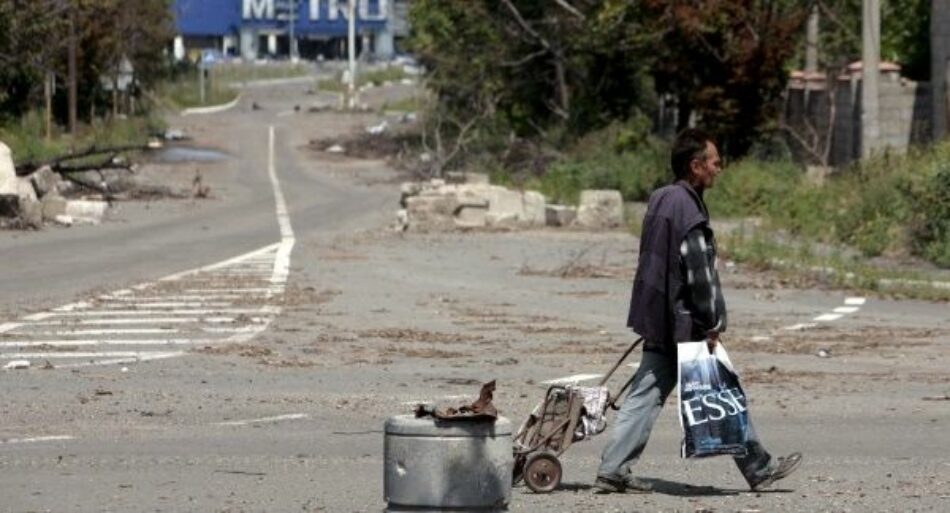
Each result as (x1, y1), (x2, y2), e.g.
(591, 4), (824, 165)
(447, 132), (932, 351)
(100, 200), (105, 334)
(642, 478), (794, 497)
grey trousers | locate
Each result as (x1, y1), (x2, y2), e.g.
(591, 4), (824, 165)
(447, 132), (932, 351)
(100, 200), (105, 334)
(597, 348), (773, 486)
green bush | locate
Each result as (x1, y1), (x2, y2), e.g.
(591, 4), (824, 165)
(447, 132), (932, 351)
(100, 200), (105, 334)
(705, 158), (802, 217)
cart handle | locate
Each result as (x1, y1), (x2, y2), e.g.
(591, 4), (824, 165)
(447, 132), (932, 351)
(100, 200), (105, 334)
(597, 337), (643, 387)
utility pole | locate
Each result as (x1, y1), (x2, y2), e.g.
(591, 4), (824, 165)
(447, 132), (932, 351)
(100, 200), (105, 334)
(347, 0), (358, 109)
(932, 0), (950, 140)
(861, 0), (880, 159)
(68, 0), (78, 142)
(805, 4), (819, 74)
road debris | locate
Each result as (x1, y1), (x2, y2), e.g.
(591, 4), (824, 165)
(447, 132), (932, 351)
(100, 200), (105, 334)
(3, 360), (31, 370)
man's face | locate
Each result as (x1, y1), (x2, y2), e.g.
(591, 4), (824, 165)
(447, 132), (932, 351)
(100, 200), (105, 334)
(690, 141), (722, 189)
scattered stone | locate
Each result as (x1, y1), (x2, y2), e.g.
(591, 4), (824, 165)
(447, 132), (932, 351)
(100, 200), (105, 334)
(164, 128), (186, 141)
(455, 204), (488, 229)
(576, 189), (624, 229)
(545, 205), (577, 227)
(326, 144), (345, 154)
(54, 214), (74, 226)
(817, 349), (831, 358)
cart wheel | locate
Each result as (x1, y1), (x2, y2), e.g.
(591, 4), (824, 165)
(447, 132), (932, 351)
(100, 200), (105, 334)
(523, 451), (561, 493)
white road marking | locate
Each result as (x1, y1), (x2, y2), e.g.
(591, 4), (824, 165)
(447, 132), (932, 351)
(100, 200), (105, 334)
(0, 435), (74, 445)
(215, 413), (309, 426)
(540, 373), (604, 385)
(0, 339), (215, 348)
(49, 307), (279, 316)
(845, 297), (867, 305)
(751, 336), (772, 342)
(20, 328), (180, 336)
(1, 125), (295, 369)
(0, 351), (184, 359)
(833, 306), (860, 314)
(0, 322), (23, 334)
(813, 313), (843, 322)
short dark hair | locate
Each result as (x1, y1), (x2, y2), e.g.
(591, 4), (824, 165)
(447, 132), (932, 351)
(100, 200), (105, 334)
(671, 128), (713, 180)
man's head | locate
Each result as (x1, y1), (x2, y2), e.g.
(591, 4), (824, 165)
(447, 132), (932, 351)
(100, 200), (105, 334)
(671, 128), (722, 190)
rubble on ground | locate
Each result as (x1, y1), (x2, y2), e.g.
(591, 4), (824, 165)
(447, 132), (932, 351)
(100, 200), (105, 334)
(395, 173), (624, 232)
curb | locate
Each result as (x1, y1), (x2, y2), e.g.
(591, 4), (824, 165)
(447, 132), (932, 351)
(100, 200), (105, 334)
(181, 94), (242, 116)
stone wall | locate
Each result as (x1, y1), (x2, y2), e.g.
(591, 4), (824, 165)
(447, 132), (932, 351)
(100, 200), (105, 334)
(932, 0), (950, 139)
(785, 66), (931, 167)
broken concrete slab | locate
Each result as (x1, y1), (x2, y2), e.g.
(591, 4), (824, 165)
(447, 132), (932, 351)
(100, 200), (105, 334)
(0, 141), (18, 216)
(545, 204), (577, 227)
(406, 194), (459, 232)
(29, 165), (64, 198)
(576, 189), (624, 229)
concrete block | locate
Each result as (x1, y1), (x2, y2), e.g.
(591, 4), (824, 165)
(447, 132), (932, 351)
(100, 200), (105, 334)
(0, 141), (16, 197)
(455, 205), (488, 228)
(41, 193), (67, 221)
(485, 186), (525, 228)
(576, 189), (624, 229)
(522, 191), (546, 227)
(384, 415), (512, 510)
(16, 176), (36, 203)
(30, 166), (64, 198)
(545, 204), (577, 227)
(64, 199), (108, 225)
(406, 194), (458, 232)
(18, 198), (42, 228)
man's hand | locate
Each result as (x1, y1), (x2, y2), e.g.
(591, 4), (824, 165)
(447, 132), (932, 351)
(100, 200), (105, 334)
(706, 331), (719, 353)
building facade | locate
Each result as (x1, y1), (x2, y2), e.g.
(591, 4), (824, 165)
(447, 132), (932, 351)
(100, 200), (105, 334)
(173, 0), (407, 61)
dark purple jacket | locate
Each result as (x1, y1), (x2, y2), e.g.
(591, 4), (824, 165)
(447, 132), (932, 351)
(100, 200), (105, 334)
(626, 181), (709, 353)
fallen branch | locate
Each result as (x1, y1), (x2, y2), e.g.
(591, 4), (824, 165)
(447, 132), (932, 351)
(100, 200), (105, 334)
(15, 143), (148, 176)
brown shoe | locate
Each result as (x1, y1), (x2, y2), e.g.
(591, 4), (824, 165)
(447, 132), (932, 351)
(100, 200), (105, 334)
(751, 452), (802, 491)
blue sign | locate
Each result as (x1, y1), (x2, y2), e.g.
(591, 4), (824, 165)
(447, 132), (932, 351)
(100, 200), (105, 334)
(174, 0), (388, 37)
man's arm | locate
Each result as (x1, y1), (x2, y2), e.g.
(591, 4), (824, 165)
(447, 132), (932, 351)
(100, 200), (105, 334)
(679, 227), (727, 350)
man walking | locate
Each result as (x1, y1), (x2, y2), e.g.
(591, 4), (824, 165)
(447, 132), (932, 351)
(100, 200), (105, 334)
(594, 128), (801, 493)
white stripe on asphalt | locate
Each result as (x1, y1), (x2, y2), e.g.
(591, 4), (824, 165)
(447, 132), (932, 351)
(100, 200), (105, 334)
(25, 328), (180, 336)
(46, 307), (279, 316)
(845, 297), (867, 305)
(215, 413), (308, 426)
(0, 351), (184, 359)
(0, 322), (23, 334)
(0, 435), (75, 445)
(0, 339), (215, 348)
(833, 306), (860, 314)
(813, 313), (843, 322)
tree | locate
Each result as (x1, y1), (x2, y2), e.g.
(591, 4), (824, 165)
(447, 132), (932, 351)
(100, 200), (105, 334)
(643, 0), (809, 158)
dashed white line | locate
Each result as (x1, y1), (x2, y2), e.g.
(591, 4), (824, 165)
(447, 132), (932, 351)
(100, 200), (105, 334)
(833, 306), (860, 314)
(0, 435), (75, 445)
(215, 413), (309, 426)
(813, 313), (844, 322)
(0, 338), (215, 348)
(845, 297), (867, 305)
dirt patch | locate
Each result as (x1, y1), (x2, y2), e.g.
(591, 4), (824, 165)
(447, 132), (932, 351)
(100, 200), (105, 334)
(380, 345), (471, 359)
(519, 264), (628, 280)
(358, 327), (485, 344)
(556, 290), (611, 298)
(516, 325), (600, 336)
(727, 326), (941, 356)
(194, 343), (274, 358)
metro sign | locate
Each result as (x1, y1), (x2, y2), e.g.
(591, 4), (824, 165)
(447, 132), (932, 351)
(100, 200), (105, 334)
(242, 0), (388, 21)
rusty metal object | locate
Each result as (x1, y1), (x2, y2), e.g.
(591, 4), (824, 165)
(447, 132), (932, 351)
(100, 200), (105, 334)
(414, 380), (499, 421)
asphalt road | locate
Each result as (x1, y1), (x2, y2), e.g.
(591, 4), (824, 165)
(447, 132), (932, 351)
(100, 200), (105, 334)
(0, 82), (947, 513)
